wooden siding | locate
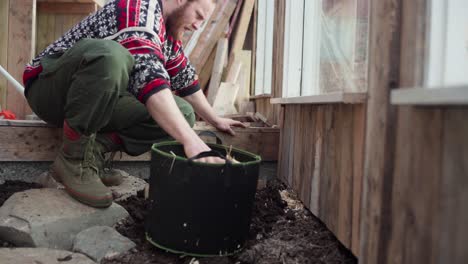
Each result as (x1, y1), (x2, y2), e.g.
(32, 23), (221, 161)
(275, 0), (468, 263)
(278, 103), (366, 255)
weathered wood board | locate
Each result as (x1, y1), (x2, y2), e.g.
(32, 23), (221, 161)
(0, 120), (279, 162)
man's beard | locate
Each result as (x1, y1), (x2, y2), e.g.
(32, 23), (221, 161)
(165, 4), (189, 41)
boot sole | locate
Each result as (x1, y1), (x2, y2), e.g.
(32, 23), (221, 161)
(50, 165), (113, 208)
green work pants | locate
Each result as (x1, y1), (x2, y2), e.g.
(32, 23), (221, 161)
(26, 39), (195, 156)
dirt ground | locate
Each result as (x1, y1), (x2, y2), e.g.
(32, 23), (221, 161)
(0, 180), (356, 264)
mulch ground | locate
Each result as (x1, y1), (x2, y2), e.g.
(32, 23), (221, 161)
(0, 180), (356, 264)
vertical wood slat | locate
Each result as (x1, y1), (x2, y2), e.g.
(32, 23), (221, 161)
(351, 104), (366, 255)
(0, 0), (9, 109)
(337, 104), (354, 247)
(439, 108), (468, 264)
(388, 108), (443, 264)
(6, 0), (35, 119)
(309, 106), (323, 215)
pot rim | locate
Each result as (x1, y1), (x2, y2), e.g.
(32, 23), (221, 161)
(151, 141), (262, 167)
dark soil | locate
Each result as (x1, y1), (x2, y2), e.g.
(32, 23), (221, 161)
(0, 180), (357, 264)
(106, 180), (357, 264)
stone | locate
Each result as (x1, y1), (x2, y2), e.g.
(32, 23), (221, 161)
(0, 188), (129, 250)
(37, 170), (64, 189)
(109, 171), (147, 202)
(0, 248), (96, 264)
(73, 226), (136, 262)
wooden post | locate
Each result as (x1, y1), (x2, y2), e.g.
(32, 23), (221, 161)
(359, 0), (401, 262)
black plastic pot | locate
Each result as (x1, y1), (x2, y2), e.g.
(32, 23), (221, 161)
(145, 141), (262, 257)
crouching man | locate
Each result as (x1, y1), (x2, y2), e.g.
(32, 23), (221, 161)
(23, 0), (244, 208)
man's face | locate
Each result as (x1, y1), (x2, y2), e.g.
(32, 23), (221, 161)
(166, 0), (215, 40)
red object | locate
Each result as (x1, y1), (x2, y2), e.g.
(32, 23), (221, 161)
(63, 120), (81, 141)
(0, 110), (16, 120)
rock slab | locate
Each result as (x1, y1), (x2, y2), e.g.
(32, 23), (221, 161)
(73, 226), (136, 262)
(109, 170), (147, 202)
(0, 248), (96, 264)
(37, 170), (147, 202)
(0, 188), (129, 250)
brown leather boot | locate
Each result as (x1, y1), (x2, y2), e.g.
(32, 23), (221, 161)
(51, 125), (112, 208)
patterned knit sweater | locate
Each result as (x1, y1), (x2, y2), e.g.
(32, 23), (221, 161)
(23, 0), (199, 103)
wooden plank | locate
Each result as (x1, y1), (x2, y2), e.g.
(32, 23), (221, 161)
(7, 0), (35, 119)
(37, 2), (96, 14)
(319, 105), (337, 232)
(439, 108), (468, 264)
(224, 58), (242, 83)
(0, 0), (9, 109)
(226, 0), (243, 38)
(229, 0), (255, 62)
(309, 106), (324, 215)
(207, 38), (229, 105)
(189, 0), (237, 72)
(268, 0), (285, 125)
(336, 105), (353, 248)
(198, 48), (216, 91)
(212, 82), (239, 116)
(299, 105), (313, 206)
(351, 104), (366, 256)
(387, 108), (443, 264)
(270, 92), (367, 105)
(0, 121), (279, 161)
(358, 0), (401, 261)
(235, 50), (252, 112)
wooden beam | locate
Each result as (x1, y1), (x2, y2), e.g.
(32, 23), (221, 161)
(229, 0), (255, 60)
(207, 38), (229, 105)
(235, 50), (252, 112)
(197, 48), (216, 91)
(0, 120), (279, 161)
(189, 0), (237, 72)
(359, 0), (401, 262)
(213, 82), (239, 116)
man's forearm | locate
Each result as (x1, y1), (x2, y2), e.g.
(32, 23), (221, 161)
(145, 89), (200, 145)
(184, 90), (220, 125)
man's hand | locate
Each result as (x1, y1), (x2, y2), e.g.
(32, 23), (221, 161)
(183, 91), (247, 136)
(213, 117), (247, 136)
(184, 137), (225, 164)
